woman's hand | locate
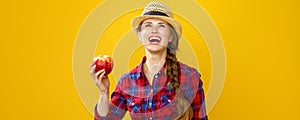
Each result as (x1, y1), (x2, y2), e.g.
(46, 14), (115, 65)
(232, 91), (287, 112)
(90, 65), (110, 95)
(90, 65), (110, 116)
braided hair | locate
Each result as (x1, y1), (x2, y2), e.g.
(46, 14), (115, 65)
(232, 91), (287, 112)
(166, 26), (180, 92)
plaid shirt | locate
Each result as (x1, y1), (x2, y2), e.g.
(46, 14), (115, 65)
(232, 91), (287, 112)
(95, 57), (208, 120)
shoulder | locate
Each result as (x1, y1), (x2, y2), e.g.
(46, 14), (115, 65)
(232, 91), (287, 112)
(116, 57), (145, 87)
(178, 62), (201, 77)
(177, 62), (203, 88)
(120, 67), (139, 79)
(177, 62), (203, 99)
(117, 65), (141, 84)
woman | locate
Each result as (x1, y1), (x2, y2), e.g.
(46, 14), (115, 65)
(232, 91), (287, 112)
(90, 1), (208, 120)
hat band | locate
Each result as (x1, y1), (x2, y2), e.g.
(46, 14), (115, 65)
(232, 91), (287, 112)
(143, 11), (169, 17)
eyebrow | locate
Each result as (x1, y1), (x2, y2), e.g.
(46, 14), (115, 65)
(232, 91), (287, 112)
(143, 22), (167, 25)
(143, 22), (152, 24)
(158, 23), (167, 25)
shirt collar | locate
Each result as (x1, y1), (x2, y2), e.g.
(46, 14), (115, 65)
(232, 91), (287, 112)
(133, 56), (167, 79)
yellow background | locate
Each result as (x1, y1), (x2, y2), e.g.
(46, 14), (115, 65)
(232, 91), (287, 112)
(1, 0), (299, 120)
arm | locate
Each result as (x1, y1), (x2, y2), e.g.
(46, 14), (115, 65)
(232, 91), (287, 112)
(96, 93), (109, 116)
(179, 65), (208, 120)
(90, 65), (128, 119)
(94, 85), (128, 120)
(90, 65), (110, 116)
(190, 71), (208, 120)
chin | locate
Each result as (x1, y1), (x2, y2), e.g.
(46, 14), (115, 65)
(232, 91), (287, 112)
(145, 45), (167, 52)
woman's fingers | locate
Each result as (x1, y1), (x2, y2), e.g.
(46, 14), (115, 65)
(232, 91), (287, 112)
(98, 70), (106, 79)
(90, 65), (97, 79)
(90, 65), (96, 72)
(90, 64), (109, 92)
(95, 69), (105, 79)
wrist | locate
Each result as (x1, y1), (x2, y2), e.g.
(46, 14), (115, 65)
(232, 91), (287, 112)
(97, 86), (110, 95)
(100, 92), (109, 98)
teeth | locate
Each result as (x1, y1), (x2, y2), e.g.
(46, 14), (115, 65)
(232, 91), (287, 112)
(149, 36), (161, 43)
(149, 36), (160, 40)
(149, 39), (160, 42)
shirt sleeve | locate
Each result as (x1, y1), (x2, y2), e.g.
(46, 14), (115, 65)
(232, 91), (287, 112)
(190, 71), (208, 120)
(94, 83), (128, 120)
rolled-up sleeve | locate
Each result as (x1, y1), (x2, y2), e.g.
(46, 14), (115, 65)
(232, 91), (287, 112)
(94, 85), (128, 120)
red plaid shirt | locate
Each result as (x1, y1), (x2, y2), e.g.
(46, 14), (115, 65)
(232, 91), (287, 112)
(94, 57), (208, 120)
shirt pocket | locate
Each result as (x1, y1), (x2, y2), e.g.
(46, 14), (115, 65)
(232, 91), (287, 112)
(159, 94), (173, 108)
(127, 97), (145, 113)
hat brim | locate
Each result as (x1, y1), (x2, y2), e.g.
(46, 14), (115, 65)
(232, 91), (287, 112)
(131, 15), (182, 39)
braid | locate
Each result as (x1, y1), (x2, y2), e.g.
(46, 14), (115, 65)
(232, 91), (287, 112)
(166, 25), (180, 92)
(166, 48), (179, 92)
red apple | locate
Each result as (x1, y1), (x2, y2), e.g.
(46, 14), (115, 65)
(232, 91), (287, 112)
(91, 54), (114, 76)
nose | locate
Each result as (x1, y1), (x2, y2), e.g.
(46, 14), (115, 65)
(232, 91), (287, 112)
(151, 26), (159, 33)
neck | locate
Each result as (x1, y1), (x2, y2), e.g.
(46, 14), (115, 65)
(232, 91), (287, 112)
(143, 49), (167, 83)
(145, 49), (167, 68)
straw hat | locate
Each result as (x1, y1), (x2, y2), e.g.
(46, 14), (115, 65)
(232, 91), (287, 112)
(131, 1), (182, 38)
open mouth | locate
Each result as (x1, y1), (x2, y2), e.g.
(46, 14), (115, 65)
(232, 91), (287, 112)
(149, 39), (160, 42)
(148, 36), (161, 44)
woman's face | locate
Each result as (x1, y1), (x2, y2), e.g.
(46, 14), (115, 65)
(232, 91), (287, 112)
(138, 18), (173, 52)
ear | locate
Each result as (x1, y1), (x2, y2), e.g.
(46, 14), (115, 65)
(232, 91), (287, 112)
(137, 31), (143, 42)
(168, 35), (174, 42)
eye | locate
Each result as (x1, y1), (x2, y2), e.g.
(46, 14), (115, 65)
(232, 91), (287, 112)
(144, 24), (152, 27)
(159, 24), (166, 28)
